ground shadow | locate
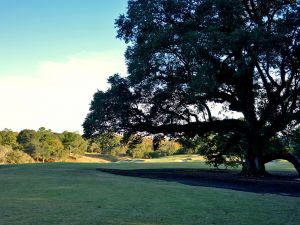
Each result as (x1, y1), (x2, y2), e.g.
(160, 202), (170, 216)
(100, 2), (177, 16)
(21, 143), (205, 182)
(97, 168), (300, 197)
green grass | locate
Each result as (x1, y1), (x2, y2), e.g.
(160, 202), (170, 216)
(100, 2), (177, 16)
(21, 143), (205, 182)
(0, 162), (299, 225)
(265, 160), (297, 172)
(143, 154), (205, 163)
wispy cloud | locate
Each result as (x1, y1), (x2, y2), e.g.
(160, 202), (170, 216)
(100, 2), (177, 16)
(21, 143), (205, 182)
(0, 52), (126, 133)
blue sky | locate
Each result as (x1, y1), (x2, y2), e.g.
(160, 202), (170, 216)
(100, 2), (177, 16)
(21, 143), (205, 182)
(0, 0), (127, 75)
(0, 0), (128, 132)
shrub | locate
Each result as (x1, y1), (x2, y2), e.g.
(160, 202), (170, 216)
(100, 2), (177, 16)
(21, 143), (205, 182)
(0, 145), (34, 164)
(198, 133), (244, 168)
(0, 145), (10, 163)
(5, 150), (34, 164)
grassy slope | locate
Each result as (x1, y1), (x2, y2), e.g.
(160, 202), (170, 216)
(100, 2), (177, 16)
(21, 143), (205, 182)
(0, 162), (299, 225)
(70, 153), (298, 173)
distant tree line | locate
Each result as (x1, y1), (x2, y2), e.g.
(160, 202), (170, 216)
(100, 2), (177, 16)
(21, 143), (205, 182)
(1, 127), (299, 166)
(0, 127), (185, 164)
(0, 128), (87, 164)
(87, 132), (182, 158)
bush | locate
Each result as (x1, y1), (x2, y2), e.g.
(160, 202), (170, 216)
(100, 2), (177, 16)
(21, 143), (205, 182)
(127, 137), (153, 158)
(5, 150), (34, 164)
(177, 136), (204, 154)
(157, 140), (181, 156)
(198, 133), (244, 168)
(0, 145), (34, 164)
(0, 145), (10, 163)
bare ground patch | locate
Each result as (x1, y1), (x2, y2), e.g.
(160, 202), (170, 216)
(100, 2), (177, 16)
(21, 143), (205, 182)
(64, 154), (110, 163)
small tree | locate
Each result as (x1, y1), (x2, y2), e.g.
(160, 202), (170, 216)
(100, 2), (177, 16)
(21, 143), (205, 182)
(0, 145), (33, 164)
(0, 129), (19, 150)
(155, 139), (181, 157)
(17, 129), (38, 154)
(92, 133), (124, 155)
(127, 136), (154, 158)
(87, 141), (100, 153)
(34, 128), (65, 162)
(199, 132), (245, 168)
(177, 136), (204, 154)
(61, 131), (87, 158)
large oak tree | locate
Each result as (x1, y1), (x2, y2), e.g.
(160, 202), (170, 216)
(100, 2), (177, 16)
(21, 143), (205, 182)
(84, 0), (300, 175)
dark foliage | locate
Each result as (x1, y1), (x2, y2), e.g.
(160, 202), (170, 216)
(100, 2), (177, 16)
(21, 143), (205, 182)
(84, 0), (300, 175)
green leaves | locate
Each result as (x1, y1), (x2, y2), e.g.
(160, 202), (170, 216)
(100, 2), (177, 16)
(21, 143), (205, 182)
(15, 128), (87, 162)
(0, 129), (18, 149)
(85, 0), (300, 173)
(62, 131), (87, 157)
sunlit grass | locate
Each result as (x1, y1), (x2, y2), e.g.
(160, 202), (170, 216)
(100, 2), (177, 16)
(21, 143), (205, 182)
(265, 160), (297, 172)
(0, 162), (299, 225)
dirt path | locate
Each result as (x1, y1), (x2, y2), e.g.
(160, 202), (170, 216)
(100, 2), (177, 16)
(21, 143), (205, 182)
(98, 168), (300, 197)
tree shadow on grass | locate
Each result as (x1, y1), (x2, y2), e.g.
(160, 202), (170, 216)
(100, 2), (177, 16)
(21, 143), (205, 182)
(97, 168), (300, 197)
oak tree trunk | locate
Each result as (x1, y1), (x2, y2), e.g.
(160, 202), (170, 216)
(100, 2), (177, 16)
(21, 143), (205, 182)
(242, 153), (266, 176)
(242, 134), (266, 176)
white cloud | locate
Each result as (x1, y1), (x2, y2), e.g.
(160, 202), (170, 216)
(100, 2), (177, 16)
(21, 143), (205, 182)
(0, 52), (127, 133)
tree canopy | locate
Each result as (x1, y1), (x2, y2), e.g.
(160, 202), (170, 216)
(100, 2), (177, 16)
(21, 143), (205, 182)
(61, 131), (88, 157)
(16, 128), (87, 162)
(83, 0), (300, 175)
(0, 128), (18, 149)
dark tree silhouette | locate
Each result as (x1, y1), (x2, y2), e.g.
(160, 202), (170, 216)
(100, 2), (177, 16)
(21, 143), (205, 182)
(84, 0), (300, 175)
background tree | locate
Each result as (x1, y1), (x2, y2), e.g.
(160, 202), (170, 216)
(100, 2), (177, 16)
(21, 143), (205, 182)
(18, 129), (87, 161)
(17, 129), (38, 154)
(199, 132), (246, 168)
(17, 128), (49, 161)
(91, 133), (125, 156)
(0, 128), (19, 149)
(0, 145), (33, 164)
(61, 131), (87, 158)
(87, 141), (100, 153)
(126, 136), (153, 158)
(153, 139), (181, 157)
(38, 128), (65, 162)
(84, 0), (300, 175)
(290, 127), (300, 157)
(177, 136), (204, 154)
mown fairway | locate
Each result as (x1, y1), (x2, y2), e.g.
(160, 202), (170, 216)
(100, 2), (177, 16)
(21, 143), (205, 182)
(0, 162), (299, 225)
